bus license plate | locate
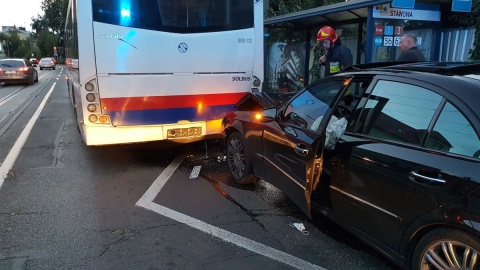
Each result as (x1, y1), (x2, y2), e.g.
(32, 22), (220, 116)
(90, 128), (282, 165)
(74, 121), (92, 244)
(167, 127), (202, 138)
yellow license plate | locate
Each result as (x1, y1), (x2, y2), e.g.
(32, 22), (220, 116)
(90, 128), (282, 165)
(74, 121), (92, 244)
(167, 127), (202, 138)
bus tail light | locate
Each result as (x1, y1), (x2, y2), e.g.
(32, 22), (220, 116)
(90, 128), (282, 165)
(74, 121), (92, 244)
(86, 93), (96, 102)
(89, 114), (98, 123)
(88, 114), (110, 124)
(85, 82), (95, 91)
(252, 76), (261, 87)
(87, 104), (97, 112)
(99, 116), (108, 123)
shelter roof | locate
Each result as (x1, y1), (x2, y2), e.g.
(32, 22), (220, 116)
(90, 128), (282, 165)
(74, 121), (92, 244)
(264, 0), (393, 27)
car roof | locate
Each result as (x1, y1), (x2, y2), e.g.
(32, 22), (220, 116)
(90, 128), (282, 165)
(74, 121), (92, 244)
(0, 58), (25, 61)
(338, 62), (480, 117)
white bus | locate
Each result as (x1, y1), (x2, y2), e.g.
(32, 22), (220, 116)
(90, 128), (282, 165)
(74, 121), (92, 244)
(64, 0), (264, 146)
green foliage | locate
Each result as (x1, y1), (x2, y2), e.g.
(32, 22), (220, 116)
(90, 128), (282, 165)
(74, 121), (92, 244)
(32, 0), (69, 34)
(0, 30), (42, 59)
(28, 0), (68, 58)
(0, 31), (23, 58)
(36, 30), (59, 58)
(449, 0), (480, 60)
(265, 0), (344, 43)
(267, 0), (341, 17)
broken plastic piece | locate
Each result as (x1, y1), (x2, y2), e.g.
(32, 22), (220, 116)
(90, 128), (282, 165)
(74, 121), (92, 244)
(189, 165), (202, 179)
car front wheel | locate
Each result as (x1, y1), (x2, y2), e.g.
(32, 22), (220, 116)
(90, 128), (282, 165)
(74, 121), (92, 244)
(412, 228), (480, 270)
(226, 132), (258, 184)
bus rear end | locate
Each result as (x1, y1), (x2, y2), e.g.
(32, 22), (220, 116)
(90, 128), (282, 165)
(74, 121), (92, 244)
(72, 0), (263, 145)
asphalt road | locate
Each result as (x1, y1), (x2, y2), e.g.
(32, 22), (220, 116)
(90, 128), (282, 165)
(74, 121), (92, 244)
(0, 66), (400, 270)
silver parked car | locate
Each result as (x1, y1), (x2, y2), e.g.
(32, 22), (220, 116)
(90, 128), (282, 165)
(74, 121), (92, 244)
(0, 58), (38, 85)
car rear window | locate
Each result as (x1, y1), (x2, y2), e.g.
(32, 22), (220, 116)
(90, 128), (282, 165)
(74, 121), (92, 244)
(0, 60), (25, 67)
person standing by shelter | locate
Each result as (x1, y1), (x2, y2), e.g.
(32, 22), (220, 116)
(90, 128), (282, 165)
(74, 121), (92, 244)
(397, 33), (425, 62)
(317, 26), (353, 77)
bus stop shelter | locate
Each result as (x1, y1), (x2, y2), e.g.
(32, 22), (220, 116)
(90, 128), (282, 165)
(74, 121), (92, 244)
(263, 0), (455, 92)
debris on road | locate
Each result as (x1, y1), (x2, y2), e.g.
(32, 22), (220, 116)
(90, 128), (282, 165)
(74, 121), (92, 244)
(290, 223), (309, 235)
(189, 165), (202, 179)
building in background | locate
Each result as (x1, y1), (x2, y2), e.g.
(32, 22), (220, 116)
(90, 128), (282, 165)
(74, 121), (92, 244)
(0, 25), (36, 59)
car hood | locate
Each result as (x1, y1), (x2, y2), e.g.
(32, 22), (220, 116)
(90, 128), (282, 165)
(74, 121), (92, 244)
(235, 92), (296, 111)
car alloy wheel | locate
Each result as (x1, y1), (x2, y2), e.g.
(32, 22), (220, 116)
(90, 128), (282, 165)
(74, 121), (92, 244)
(226, 132), (257, 184)
(413, 229), (479, 270)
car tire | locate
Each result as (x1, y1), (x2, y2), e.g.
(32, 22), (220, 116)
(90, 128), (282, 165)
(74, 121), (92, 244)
(40, 67), (43, 70)
(34, 72), (38, 82)
(27, 75), (34, 85)
(226, 132), (258, 184)
(411, 228), (480, 270)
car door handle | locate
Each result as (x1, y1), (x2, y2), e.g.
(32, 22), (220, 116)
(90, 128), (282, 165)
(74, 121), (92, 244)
(410, 171), (446, 184)
(295, 144), (308, 156)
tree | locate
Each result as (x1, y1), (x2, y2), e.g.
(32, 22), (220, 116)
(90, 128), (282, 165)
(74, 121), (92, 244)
(266, 0), (344, 42)
(32, 0), (69, 35)
(267, 0), (342, 17)
(35, 30), (58, 57)
(448, 0), (480, 60)
(0, 30), (24, 58)
(30, 0), (68, 59)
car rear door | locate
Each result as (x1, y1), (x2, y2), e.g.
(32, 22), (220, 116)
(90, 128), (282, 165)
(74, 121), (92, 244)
(261, 79), (349, 216)
(328, 76), (480, 250)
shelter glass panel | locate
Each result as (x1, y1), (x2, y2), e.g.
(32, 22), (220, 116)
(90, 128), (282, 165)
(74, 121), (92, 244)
(371, 19), (437, 62)
(264, 28), (306, 93)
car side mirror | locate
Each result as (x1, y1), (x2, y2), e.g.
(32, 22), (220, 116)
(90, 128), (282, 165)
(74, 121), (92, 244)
(257, 107), (277, 122)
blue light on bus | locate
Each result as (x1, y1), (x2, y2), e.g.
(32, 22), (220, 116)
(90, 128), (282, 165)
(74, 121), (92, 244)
(119, 0), (132, 26)
(121, 8), (130, 17)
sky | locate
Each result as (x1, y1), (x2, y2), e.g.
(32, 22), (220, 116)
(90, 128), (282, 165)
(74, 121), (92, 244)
(0, 0), (44, 32)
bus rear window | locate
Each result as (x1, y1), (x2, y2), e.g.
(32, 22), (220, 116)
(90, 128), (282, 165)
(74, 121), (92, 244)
(92, 0), (254, 33)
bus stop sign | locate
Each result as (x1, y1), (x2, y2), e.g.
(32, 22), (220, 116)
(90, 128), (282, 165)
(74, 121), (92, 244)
(392, 0), (415, 9)
(452, 0), (472, 12)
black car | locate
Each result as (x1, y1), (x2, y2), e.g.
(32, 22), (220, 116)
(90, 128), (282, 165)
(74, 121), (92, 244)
(29, 58), (38, 66)
(222, 62), (480, 270)
(0, 58), (39, 85)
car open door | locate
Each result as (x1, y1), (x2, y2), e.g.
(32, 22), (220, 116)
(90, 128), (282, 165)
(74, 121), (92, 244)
(260, 79), (348, 217)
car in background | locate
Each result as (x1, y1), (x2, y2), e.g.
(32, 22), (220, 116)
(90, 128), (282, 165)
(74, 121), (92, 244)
(29, 58), (38, 66)
(0, 58), (39, 85)
(39, 58), (56, 70)
(222, 62), (480, 270)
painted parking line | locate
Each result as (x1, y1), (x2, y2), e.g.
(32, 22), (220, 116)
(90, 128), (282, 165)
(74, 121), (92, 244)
(136, 155), (326, 270)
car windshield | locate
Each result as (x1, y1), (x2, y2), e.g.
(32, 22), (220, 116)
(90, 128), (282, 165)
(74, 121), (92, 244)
(0, 60), (24, 67)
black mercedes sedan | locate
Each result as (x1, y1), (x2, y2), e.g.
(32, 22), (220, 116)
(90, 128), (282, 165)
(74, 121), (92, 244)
(222, 62), (480, 270)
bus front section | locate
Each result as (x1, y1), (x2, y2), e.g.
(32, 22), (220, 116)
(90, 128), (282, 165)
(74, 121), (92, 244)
(75, 0), (263, 145)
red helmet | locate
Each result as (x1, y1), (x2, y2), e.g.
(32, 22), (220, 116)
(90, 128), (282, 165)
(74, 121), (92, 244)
(317, 26), (338, 43)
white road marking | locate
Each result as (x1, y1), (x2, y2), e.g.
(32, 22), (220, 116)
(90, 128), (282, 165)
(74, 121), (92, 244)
(0, 83), (56, 188)
(136, 156), (326, 270)
(136, 155), (185, 203)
